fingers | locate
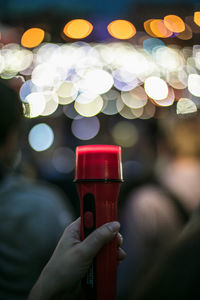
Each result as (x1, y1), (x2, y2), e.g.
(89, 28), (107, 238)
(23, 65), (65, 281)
(117, 247), (127, 264)
(81, 221), (120, 259)
(62, 217), (81, 247)
(117, 232), (123, 247)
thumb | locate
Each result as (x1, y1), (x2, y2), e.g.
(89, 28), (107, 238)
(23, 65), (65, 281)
(81, 221), (120, 258)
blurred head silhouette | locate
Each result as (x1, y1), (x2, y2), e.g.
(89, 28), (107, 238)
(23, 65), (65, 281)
(157, 113), (200, 161)
(0, 81), (23, 168)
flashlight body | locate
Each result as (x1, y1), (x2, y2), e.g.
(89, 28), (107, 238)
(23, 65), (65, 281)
(77, 181), (120, 300)
(74, 145), (122, 300)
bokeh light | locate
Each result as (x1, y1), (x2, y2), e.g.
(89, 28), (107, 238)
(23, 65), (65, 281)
(113, 69), (140, 91)
(19, 80), (38, 102)
(185, 15), (200, 34)
(31, 63), (62, 88)
(63, 19), (93, 39)
(144, 76), (168, 100)
(107, 20), (136, 40)
(63, 102), (82, 120)
(41, 92), (59, 116)
(24, 92), (46, 118)
(176, 98), (197, 114)
(102, 89), (124, 115)
(177, 23), (193, 40)
(52, 147), (75, 174)
(71, 116), (100, 140)
(21, 28), (45, 48)
(81, 69), (114, 95)
(28, 123), (54, 151)
(153, 46), (183, 72)
(111, 121), (138, 147)
(119, 105), (137, 119)
(144, 19), (157, 37)
(2, 38), (200, 119)
(56, 81), (78, 98)
(194, 12), (200, 27)
(75, 91), (99, 104)
(153, 87), (175, 107)
(143, 38), (165, 55)
(140, 100), (156, 119)
(164, 15), (185, 33)
(121, 86), (147, 109)
(150, 19), (173, 38)
(74, 95), (103, 117)
(188, 74), (200, 97)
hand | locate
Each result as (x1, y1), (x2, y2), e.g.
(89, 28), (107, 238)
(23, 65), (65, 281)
(28, 218), (126, 300)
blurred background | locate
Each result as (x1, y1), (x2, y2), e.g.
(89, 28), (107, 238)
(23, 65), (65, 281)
(1, 0), (200, 215)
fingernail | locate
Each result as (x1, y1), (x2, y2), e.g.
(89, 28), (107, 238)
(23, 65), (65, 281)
(107, 221), (120, 233)
(118, 233), (123, 242)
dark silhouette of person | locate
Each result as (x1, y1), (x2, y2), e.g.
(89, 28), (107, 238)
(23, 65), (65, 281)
(0, 81), (74, 299)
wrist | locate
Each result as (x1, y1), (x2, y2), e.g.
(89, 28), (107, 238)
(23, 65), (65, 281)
(28, 268), (58, 300)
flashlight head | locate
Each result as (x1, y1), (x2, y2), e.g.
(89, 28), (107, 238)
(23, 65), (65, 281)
(74, 145), (123, 182)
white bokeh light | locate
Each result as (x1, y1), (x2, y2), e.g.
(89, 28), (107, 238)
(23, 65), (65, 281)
(188, 74), (200, 97)
(71, 116), (100, 140)
(41, 92), (59, 116)
(144, 76), (168, 100)
(28, 123), (54, 151)
(177, 98), (197, 114)
(25, 92), (46, 118)
(32, 63), (63, 88)
(81, 69), (114, 94)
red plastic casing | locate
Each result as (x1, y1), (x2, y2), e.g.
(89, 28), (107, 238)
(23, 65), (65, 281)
(75, 145), (122, 181)
(75, 145), (123, 300)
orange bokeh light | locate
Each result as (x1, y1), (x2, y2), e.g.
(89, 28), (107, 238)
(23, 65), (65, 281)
(194, 12), (200, 26)
(107, 20), (136, 40)
(63, 19), (93, 39)
(164, 15), (185, 33)
(150, 19), (173, 38)
(21, 28), (45, 48)
(144, 19), (157, 37)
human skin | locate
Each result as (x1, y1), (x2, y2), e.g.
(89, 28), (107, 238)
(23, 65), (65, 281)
(28, 217), (126, 300)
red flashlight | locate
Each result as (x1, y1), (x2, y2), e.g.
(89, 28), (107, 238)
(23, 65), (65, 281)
(74, 145), (123, 300)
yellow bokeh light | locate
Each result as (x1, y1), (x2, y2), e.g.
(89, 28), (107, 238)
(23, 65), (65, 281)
(74, 96), (103, 117)
(56, 81), (77, 98)
(21, 28), (45, 48)
(107, 20), (136, 40)
(111, 121), (138, 147)
(119, 106), (136, 119)
(164, 15), (185, 33)
(63, 19), (93, 39)
(131, 107), (144, 118)
(194, 12), (200, 26)
(150, 19), (173, 38)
